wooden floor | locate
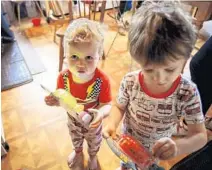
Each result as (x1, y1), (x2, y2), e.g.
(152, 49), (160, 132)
(1, 11), (205, 170)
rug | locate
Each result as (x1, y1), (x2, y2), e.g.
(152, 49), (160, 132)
(1, 42), (33, 91)
(14, 28), (47, 75)
(24, 24), (54, 38)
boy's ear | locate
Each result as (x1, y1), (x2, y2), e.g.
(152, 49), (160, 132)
(100, 50), (105, 60)
(97, 46), (104, 60)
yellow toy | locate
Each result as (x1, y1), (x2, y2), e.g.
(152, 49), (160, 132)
(41, 84), (94, 128)
(53, 88), (84, 113)
(41, 84), (84, 113)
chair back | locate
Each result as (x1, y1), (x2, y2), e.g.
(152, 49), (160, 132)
(68, 0), (106, 23)
(46, 0), (106, 23)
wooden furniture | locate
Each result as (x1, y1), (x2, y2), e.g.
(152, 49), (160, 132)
(106, 1), (137, 57)
(11, 0), (44, 29)
(46, 1), (71, 43)
(1, 117), (9, 157)
(183, 1), (212, 30)
(56, 0), (107, 72)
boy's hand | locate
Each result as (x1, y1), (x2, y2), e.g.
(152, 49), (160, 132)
(45, 95), (60, 106)
(88, 108), (103, 128)
(102, 124), (118, 140)
(152, 137), (178, 160)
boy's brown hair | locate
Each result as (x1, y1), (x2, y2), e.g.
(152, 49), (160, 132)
(128, 0), (197, 64)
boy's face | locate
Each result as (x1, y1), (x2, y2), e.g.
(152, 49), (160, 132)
(140, 58), (186, 93)
(67, 42), (100, 78)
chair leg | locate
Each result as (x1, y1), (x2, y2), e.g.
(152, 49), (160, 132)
(106, 31), (119, 57)
(59, 37), (64, 72)
(17, 3), (21, 28)
(102, 51), (105, 60)
(34, 1), (45, 18)
(53, 25), (56, 43)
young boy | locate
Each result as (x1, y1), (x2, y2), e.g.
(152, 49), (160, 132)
(45, 18), (112, 170)
(103, 1), (207, 170)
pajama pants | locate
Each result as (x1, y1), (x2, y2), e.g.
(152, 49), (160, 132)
(67, 115), (102, 156)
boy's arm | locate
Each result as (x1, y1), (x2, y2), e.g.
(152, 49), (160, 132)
(88, 102), (112, 128)
(153, 124), (207, 160)
(96, 102), (112, 118)
(108, 104), (125, 129)
(175, 122), (207, 156)
(102, 73), (130, 135)
(153, 84), (207, 160)
(176, 83), (207, 155)
(89, 102), (125, 130)
(102, 103), (126, 138)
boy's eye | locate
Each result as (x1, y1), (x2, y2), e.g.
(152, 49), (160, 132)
(144, 69), (153, 73)
(85, 56), (93, 60)
(70, 55), (78, 60)
(165, 69), (175, 72)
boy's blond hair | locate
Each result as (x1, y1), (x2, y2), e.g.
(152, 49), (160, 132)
(128, 0), (197, 64)
(64, 18), (104, 58)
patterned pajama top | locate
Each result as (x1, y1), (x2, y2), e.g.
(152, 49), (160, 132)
(117, 71), (204, 151)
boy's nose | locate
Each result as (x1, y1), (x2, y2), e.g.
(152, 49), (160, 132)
(76, 59), (85, 67)
(153, 72), (166, 84)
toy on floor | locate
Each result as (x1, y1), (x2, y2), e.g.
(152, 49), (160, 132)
(41, 85), (93, 126)
(106, 134), (165, 170)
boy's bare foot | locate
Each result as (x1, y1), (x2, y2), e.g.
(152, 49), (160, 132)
(88, 155), (98, 170)
(67, 151), (83, 168)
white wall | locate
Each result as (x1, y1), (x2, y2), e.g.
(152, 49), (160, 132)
(200, 20), (212, 38)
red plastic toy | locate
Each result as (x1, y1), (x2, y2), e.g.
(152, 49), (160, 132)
(118, 134), (155, 168)
(106, 134), (165, 170)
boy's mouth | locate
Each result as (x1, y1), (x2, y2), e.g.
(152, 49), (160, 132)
(77, 70), (85, 73)
(157, 83), (166, 86)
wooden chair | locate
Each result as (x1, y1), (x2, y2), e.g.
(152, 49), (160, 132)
(182, 1), (212, 31)
(106, 1), (137, 58)
(56, 0), (107, 72)
(45, 0), (71, 43)
(11, 0), (44, 29)
(181, 1), (212, 51)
